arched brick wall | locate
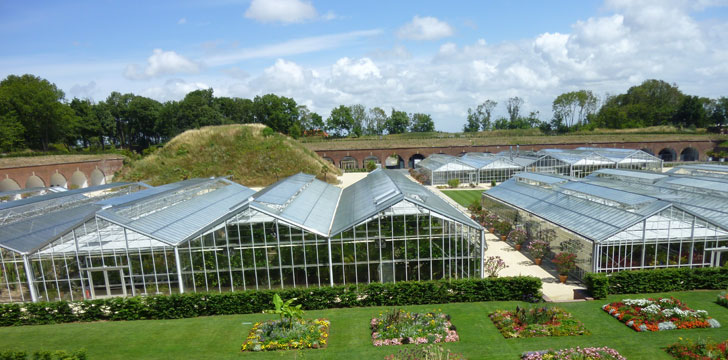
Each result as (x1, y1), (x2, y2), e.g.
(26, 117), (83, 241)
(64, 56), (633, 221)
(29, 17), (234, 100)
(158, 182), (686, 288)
(0, 158), (124, 190)
(315, 140), (719, 169)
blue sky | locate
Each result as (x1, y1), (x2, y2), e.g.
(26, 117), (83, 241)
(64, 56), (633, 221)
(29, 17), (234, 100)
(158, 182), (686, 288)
(2, 0), (727, 131)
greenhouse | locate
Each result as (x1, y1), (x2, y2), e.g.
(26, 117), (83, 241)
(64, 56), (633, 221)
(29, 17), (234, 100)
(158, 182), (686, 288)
(533, 149), (617, 177)
(666, 163), (728, 178)
(415, 154), (478, 185)
(576, 147), (662, 170)
(459, 153), (525, 184)
(0, 169), (483, 303)
(483, 169), (728, 278)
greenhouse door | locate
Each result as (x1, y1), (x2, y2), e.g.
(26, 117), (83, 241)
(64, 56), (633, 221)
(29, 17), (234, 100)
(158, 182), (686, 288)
(469, 173), (477, 184)
(85, 266), (128, 299)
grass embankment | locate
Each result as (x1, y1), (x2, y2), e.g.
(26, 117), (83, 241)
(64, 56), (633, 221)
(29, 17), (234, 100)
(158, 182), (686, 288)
(442, 190), (483, 208)
(117, 124), (341, 187)
(1, 290), (725, 359)
(302, 126), (724, 151)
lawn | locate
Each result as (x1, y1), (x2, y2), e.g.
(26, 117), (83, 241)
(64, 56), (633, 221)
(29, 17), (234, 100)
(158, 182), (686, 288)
(442, 190), (483, 208)
(0, 290), (726, 359)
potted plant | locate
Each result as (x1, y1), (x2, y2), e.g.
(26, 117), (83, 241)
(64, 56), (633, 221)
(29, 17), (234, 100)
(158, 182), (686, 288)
(527, 239), (549, 265)
(496, 221), (512, 241)
(707, 150), (715, 161)
(552, 252), (577, 283)
(483, 256), (508, 277)
(508, 229), (527, 251)
(483, 214), (498, 233)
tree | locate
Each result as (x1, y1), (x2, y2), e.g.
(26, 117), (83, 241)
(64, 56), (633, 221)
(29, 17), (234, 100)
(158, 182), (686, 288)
(386, 109), (410, 134)
(326, 105), (355, 136)
(506, 97), (523, 123)
(69, 98), (101, 148)
(409, 113), (435, 132)
(708, 97), (728, 126)
(673, 95), (707, 128)
(368, 107), (388, 136)
(0, 74), (75, 150)
(466, 100), (497, 131)
(594, 79), (684, 128)
(552, 90), (598, 127)
(253, 94), (299, 134)
(0, 97), (24, 152)
(463, 112), (480, 132)
(216, 97), (254, 124)
(126, 95), (162, 148)
(348, 104), (367, 137)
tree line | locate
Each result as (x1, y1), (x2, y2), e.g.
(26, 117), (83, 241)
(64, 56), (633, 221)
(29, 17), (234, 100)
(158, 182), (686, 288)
(463, 79), (728, 133)
(0, 74), (435, 152)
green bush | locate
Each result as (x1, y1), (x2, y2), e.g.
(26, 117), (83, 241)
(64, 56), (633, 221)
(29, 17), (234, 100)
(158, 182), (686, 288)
(0, 349), (86, 360)
(583, 273), (608, 299)
(584, 267), (728, 298)
(447, 178), (460, 188)
(0, 277), (541, 327)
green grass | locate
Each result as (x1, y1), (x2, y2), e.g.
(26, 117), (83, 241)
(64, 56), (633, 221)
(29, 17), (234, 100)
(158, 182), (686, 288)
(442, 190), (483, 208)
(1, 290), (726, 359)
(117, 124), (341, 187)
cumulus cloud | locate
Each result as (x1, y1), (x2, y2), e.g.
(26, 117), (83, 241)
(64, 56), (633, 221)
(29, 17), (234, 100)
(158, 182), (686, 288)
(40, 0), (728, 132)
(124, 49), (200, 80)
(397, 16), (454, 40)
(177, 17), (187, 25)
(69, 81), (98, 100)
(244, 0), (317, 24)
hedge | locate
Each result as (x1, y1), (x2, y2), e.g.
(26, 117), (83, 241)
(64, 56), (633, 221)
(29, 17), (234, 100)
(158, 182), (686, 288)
(584, 267), (728, 299)
(0, 277), (541, 326)
(0, 349), (86, 360)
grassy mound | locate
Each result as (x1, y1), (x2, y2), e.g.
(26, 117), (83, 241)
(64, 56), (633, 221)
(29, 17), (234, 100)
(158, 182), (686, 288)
(117, 124), (341, 186)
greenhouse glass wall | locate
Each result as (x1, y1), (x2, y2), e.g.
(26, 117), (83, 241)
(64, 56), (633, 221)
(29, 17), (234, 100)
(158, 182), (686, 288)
(459, 153), (524, 184)
(415, 154), (477, 185)
(0, 170), (483, 303)
(483, 168), (728, 278)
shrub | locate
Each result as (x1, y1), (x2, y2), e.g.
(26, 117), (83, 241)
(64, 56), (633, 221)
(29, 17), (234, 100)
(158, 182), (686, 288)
(490, 180), (496, 187)
(494, 221), (512, 236)
(447, 178), (460, 188)
(490, 306), (589, 338)
(0, 277), (541, 326)
(366, 160), (377, 172)
(584, 267), (728, 298)
(262, 127), (275, 137)
(0, 350), (87, 360)
(522, 347), (625, 360)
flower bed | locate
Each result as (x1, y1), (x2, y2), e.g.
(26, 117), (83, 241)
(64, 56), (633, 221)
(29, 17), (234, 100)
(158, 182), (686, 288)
(717, 292), (728, 308)
(241, 318), (329, 352)
(602, 297), (721, 332)
(370, 309), (459, 346)
(522, 347), (626, 360)
(489, 306), (589, 338)
(665, 337), (728, 359)
(385, 344), (466, 360)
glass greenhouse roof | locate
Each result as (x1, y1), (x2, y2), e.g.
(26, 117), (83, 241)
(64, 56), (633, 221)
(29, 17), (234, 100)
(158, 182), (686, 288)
(251, 173), (341, 236)
(487, 168), (728, 242)
(331, 169), (481, 236)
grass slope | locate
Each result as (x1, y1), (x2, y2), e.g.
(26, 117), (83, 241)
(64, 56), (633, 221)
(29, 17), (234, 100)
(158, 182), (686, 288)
(1, 290), (725, 359)
(117, 124), (341, 187)
(442, 190), (483, 208)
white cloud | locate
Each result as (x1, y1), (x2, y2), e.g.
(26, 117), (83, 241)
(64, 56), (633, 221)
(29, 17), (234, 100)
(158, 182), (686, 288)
(142, 79), (210, 101)
(69, 81), (98, 100)
(206, 29), (382, 66)
(124, 49), (200, 80)
(244, 0), (317, 24)
(397, 16), (454, 40)
(177, 17), (187, 25)
(253, 58), (306, 91)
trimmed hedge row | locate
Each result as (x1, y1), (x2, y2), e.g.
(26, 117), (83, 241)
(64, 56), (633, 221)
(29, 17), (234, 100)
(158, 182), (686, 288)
(584, 267), (728, 299)
(0, 277), (541, 326)
(0, 349), (86, 360)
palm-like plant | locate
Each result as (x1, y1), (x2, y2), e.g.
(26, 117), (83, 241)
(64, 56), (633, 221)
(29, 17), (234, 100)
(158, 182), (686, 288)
(263, 294), (304, 329)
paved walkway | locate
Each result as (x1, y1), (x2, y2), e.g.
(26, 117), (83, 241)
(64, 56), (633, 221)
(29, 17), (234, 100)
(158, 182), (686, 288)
(484, 233), (585, 301)
(424, 183), (587, 301)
